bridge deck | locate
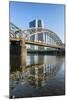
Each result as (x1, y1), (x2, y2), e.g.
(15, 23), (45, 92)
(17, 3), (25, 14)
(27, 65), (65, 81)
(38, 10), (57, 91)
(10, 38), (64, 49)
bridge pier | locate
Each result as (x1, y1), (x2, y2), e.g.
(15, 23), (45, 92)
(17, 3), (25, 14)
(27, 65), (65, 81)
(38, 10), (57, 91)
(20, 38), (27, 71)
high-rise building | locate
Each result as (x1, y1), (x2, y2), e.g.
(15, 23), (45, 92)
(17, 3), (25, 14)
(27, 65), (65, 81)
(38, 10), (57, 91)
(29, 19), (44, 50)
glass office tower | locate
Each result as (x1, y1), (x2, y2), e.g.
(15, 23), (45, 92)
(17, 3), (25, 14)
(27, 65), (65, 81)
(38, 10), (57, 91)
(29, 19), (44, 50)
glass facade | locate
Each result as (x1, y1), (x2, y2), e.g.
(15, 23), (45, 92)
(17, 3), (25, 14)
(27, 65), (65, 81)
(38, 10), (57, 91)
(37, 20), (44, 50)
(29, 20), (36, 28)
(38, 20), (42, 27)
(29, 20), (36, 49)
(29, 19), (44, 50)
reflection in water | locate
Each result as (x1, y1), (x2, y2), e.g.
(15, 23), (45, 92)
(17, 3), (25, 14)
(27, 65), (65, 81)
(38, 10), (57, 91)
(10, 54), (65, 98)
(10, 64), (57, 88)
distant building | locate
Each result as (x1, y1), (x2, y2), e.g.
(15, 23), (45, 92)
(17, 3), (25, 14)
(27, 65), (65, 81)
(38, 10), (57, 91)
(29, 20), (36, 28)
(29, 19), (44, 50)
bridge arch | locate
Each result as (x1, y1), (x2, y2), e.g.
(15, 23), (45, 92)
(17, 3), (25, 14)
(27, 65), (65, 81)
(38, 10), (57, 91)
(24, 28), (62, 45)
(9, 22), (63, 46)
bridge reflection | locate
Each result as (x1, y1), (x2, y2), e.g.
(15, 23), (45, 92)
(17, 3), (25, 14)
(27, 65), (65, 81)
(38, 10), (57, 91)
(10, 61), (62, 89)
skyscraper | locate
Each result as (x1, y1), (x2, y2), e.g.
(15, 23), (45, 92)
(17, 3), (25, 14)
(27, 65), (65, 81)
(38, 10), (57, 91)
(29, 19), (44, 50)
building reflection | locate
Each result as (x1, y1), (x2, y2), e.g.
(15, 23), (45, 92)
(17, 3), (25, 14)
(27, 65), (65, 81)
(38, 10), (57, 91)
(27, 55), (58, 88)
(10, 55), (63, 89)
(38, 55), (44, 64)
(30, 54), (44, 65)
(21, 62), (62, 88)
(30, 54), (35, 65)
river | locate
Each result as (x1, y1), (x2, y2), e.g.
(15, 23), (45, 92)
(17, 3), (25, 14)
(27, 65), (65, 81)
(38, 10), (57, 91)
(10, 54), (65, 98)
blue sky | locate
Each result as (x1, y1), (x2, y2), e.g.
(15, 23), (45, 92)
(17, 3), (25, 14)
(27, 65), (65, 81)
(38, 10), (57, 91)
(9, 1), (65, 43)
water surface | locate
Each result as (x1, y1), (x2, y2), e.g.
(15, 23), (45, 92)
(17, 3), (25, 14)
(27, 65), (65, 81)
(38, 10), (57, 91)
(10, 54), (65, 98)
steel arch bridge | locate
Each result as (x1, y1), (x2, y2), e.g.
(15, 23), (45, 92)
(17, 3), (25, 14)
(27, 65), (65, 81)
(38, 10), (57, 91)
(9, 22), (64, 49)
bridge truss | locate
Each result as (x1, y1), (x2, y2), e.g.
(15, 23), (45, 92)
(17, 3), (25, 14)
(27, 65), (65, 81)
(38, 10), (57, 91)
(9, 22), (64, 48)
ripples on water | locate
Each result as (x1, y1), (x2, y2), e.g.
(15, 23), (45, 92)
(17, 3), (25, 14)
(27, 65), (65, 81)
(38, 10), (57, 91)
(10, 54), (65, 98)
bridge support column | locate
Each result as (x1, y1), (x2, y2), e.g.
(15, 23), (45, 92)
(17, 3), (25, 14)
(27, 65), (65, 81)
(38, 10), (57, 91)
(20, 38), (27, 71)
